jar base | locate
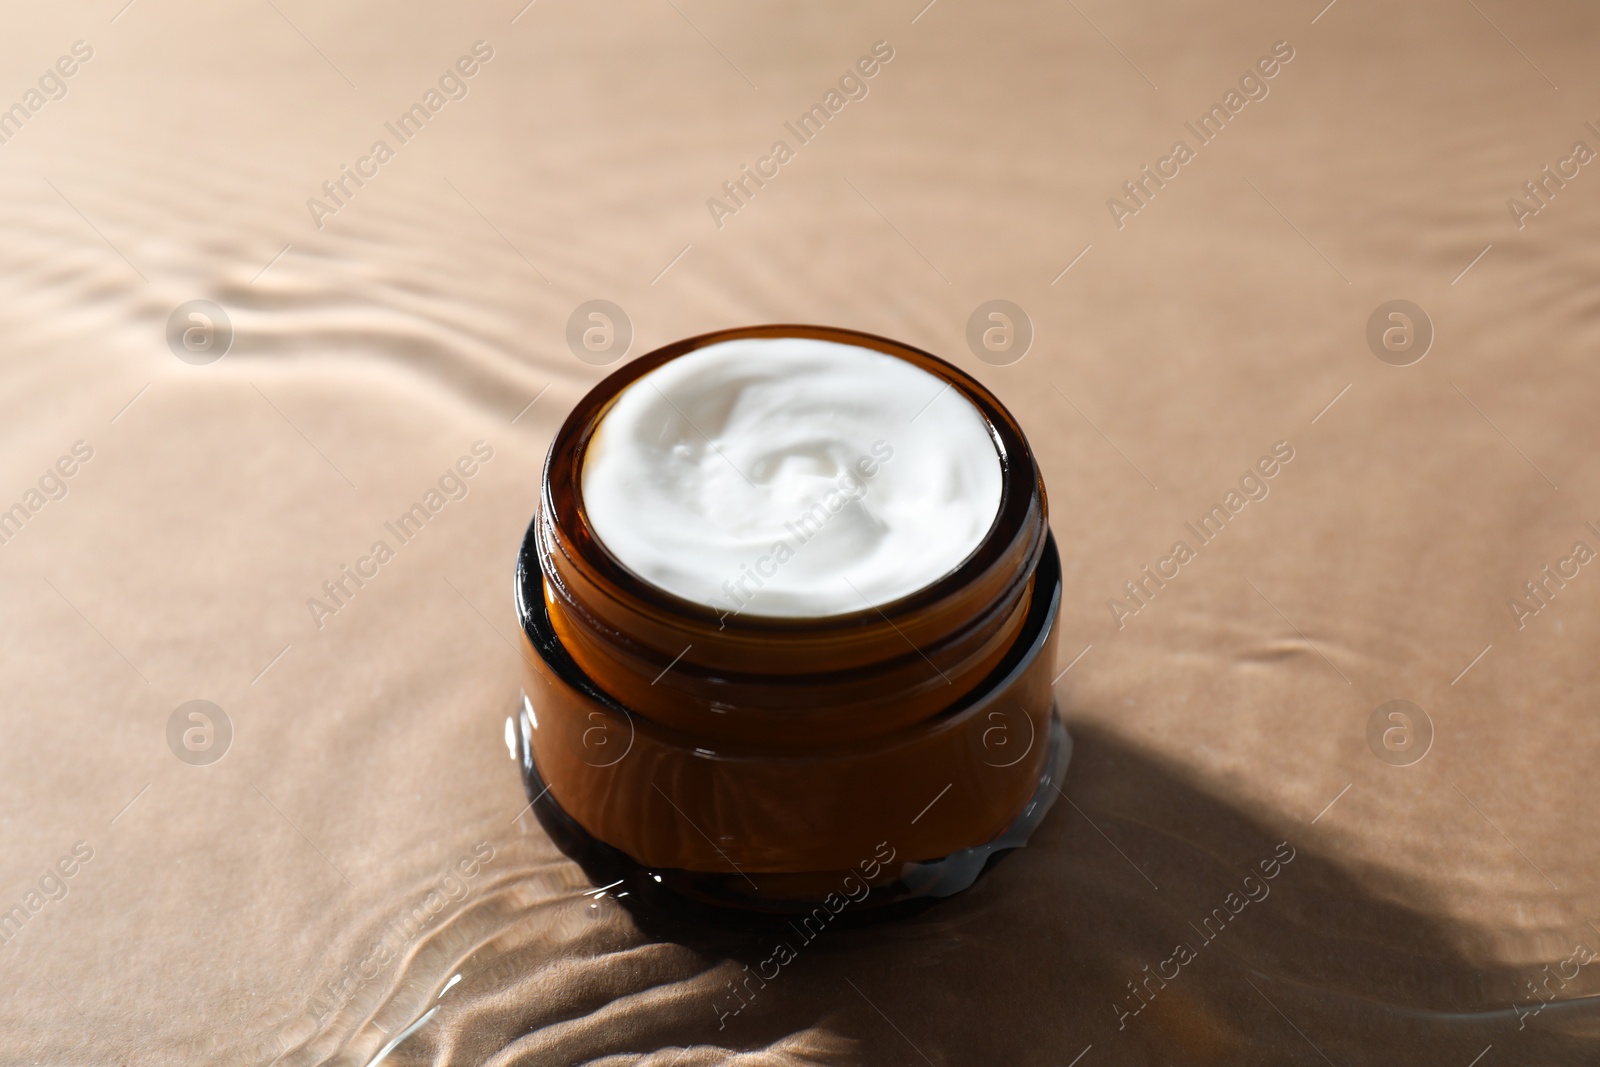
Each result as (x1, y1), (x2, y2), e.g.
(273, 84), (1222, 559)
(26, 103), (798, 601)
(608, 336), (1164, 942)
(514, 701), (1072, 930)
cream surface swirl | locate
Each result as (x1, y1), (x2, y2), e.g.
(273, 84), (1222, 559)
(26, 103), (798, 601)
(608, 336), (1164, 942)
(580, 337), (1003, 617)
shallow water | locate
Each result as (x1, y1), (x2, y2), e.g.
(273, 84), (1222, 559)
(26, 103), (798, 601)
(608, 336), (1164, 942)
(2, 1), (1599, 1064)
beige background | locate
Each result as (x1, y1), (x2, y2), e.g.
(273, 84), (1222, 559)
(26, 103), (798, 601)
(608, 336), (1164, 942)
(1, 0), (1597, 1063)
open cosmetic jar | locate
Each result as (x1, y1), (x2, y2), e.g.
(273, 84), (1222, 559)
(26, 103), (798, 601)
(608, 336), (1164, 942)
(513, 324), (1067, 919)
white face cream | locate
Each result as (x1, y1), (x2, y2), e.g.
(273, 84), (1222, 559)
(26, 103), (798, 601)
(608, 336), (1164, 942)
(580, 337), (1003, 618)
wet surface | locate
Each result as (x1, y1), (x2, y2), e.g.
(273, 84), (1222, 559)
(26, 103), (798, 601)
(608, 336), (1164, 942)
(1, 1), (1599, 1063)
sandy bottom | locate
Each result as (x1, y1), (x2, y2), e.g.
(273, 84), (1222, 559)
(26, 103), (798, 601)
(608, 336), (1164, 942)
(1, 1), (1598, 1064)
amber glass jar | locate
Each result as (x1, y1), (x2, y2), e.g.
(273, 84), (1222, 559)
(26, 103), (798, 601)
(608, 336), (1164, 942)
(514, 324), (1068, 918)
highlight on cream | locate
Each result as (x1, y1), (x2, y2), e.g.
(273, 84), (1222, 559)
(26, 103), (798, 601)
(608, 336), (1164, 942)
(579, 336), (1003, 618)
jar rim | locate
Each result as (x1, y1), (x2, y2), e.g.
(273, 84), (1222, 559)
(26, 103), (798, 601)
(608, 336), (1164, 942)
(542, 323), (1046, 634)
